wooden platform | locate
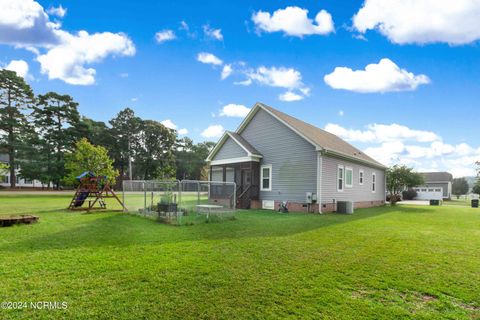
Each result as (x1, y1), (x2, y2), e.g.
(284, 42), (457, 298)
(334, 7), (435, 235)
(0, 215), (39, 227)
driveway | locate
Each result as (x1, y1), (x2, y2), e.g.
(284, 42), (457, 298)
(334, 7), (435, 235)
(397, 200), (430, 206)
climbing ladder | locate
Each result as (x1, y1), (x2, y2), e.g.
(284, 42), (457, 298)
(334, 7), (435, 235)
(68, 172), (126, 212)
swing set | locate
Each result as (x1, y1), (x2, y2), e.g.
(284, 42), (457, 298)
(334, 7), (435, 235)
(68, 171), (126, 212)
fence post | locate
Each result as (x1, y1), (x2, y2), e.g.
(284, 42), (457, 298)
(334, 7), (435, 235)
(197, 181), (200, 205)
(122, 180), (126, 212)
(143, 182), (146, 216)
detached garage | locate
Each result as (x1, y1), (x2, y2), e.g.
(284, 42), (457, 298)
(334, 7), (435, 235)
(414, 187), (443, 200)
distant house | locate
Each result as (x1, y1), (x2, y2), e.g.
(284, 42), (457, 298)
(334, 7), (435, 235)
(206, 103), (386, 213)
(0, 154), (43, 188)
(413, 172), (453, 200)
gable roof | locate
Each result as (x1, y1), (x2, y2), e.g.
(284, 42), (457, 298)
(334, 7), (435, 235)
(237, 103), (385, 169)
(422, 172), (453, 182)
(206, 131), (262, 162)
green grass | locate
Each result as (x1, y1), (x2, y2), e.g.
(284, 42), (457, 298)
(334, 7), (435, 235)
(0, 194), (479, 319)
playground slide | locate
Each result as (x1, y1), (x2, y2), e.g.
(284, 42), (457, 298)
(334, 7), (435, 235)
(74, 192), (89, 207)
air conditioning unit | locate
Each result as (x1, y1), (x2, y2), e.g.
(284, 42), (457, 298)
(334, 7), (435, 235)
(337, 201), (354, 214)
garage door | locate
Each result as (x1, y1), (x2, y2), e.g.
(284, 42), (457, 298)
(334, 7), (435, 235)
(414, 187), (443, 200)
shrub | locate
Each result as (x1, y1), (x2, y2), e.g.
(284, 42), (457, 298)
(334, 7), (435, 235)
(402, 188), (418, 200)
(386, 193), (401, 202)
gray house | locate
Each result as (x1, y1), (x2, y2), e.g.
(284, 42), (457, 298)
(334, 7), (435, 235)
(414, 172), (453, 200)
(206, 103), (386, 213)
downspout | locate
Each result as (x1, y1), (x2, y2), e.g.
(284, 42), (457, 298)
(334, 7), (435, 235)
(317, 151), (323, 214)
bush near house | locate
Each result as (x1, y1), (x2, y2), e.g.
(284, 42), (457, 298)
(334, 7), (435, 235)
(402, 188), (418, 200)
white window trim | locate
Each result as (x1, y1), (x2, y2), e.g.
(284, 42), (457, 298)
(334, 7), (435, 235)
(260, 164), (272, 191)
(345, 167), (353, 188)
(359, 169), (364, 185)
(337, 164), (344, 192)
(372, 172), (376, 193)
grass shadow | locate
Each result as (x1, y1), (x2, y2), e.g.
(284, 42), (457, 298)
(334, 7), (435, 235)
(0, 204), (419, 252)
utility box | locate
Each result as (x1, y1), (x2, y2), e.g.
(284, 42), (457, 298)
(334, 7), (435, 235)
(306, 192), (313, 204)
(472, 199), (479, 208)
(337, 201), (354, 214)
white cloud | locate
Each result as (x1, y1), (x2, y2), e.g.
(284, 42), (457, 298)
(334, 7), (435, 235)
(338, 110), (344, 116)
(0, 0), (60, 46)
(279, 91), (303, 102)
(252, 6), (334, 37)
(221, 64), (232, 79)
(246, 66), (302, 89)
(3, 59), (29, 79)
(119, 72), (128, 78)
(161, 119), (188, 135)
(155, 30), (176, 43)
(197, 52), (223, 66)
(324, 58), (430, 93)
(0, 0), (135, 85)
(324, 123), (440, 143)
(219, 104), (251, 117)
(161, 119), (177, 130)
(352, 0), (480, 45)
(47, 5), (67, 18)
(201, 124), (225, 139)
(37, 30), (135, 85)
(203, 25), (223, 40)
(178, 128), (189, 135)
(327, 122), (480, 178)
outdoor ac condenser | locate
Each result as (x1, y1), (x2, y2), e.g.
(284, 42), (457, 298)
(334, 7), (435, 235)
(337, 201), (354, 214)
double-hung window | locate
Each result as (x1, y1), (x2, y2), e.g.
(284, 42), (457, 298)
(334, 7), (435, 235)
(337, 165), (344, 192)
(372, 172), (376, 193)
(359, 170), (364, 185)
(260, 165), (272, 191)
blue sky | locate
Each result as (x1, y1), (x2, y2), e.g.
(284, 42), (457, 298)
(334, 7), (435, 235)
(1, 0), (480, 176)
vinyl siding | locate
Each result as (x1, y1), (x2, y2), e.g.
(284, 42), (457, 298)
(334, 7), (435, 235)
(212, 137), (247, 161)
(320, 154), (385, 203)
(240, 109), (317, 202)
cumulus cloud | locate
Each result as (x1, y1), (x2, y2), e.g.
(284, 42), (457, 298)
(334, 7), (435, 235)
(0, 0), (60, 46)
(203, 25), (223, 40)
(0, 0), (135, 85)
(37, 30), (135, 85)
(352, 0), (480, 45)
(221, 64), (232, 79)
(327, 122), (480, 177)
(196, 52), (223, 66)
(201, 124), (225, 139)
(178, 128), (189, 135)
(47, 5), (67, 18)
(246, 66), (302, 89)
(324, 58), (430, 93)
(324, 123), (440, 143)
(219, 104), (251, 117)
(155, 30), (176, 43)
(161, 119), (188, 135)
(2, 59), (30, 79)
(279, 91), (303, 102)
(252, 6), (334, 37)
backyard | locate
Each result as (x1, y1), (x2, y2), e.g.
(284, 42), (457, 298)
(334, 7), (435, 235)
(0, 194), (479, 319)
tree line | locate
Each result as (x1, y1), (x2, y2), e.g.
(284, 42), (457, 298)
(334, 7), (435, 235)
(0, 69), (214, 189)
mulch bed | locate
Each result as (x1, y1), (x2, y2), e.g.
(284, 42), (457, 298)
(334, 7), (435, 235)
(0, 215), (39, 227)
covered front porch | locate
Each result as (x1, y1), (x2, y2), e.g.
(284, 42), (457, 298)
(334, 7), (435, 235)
(210, 161), (260, 209)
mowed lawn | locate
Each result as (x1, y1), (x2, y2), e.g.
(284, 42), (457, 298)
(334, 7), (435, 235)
(0, 194), (479, 319)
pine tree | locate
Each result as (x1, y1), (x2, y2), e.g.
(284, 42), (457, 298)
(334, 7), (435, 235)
(0, 70), (34, 188)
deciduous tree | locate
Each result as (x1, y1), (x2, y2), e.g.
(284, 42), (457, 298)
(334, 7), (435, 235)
(63, 138), (119, 186)
(452, 177), (469, 198)
(386, 165), (424, 205)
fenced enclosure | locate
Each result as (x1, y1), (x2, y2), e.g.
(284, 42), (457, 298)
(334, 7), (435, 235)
(122, 180), (236, 225)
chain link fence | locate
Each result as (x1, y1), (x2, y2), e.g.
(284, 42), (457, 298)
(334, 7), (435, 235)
(122, 180), (236, 225)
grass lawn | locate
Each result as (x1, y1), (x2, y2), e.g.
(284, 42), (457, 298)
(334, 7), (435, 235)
(0, 194), (479, 319)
